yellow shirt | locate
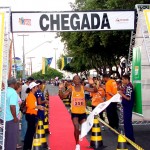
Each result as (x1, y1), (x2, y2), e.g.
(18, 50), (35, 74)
(105, 79), (117, 100)
(26, 92), (37, 115)
(71, 86), (86, 114)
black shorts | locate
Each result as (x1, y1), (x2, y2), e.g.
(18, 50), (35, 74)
(71, 113), (87, 123)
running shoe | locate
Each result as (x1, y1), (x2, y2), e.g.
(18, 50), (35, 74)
(75, 144), (80, 150)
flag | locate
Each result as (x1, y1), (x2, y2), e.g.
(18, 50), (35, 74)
(46, 57), (53, 67)
(61, 57), (72, 70)
(67, 57), (73, 64)
(42, 57), (53, 74)
(61, 57), (65, 70)
(42, 57), (46, 74)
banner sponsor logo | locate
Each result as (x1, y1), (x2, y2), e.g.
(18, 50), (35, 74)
(115, 18), (129, 23)
(19, 17), (31, 26)
(11, 11), (135, 32)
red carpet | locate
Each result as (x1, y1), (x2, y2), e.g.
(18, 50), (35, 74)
(49, 96), (93, 150)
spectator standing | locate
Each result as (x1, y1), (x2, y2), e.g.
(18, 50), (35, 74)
(103, 74), (119, 129)
(90, 79), (105, 130)
(35, 80), (48, 121)
(118, 74), (135, 142)
(5, 77), (19, 150)
(20, 77), (34, 141)
(23, 82), (44, 150)
(14, 81), (23, 149)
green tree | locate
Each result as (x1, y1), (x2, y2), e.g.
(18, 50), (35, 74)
(32, 68), (63, 80)
(58, 0), (149, 77)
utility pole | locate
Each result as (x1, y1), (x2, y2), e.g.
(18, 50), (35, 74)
(27, 57), (35, 75)
(54, 48), (57, 69)
(18, 34), (29, 79)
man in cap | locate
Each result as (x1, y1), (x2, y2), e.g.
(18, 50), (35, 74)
(20, 77), (34, 141)
(5, 77), (19, 150)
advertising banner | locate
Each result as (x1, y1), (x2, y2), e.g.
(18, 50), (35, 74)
(132, 47), (142, 115)
(11, 10), (135, 32)
(0, 13), (5, 91)
(12, 57), (23, 71)
(144, 9), (150, 34)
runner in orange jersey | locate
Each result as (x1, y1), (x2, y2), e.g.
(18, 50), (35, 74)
(59, 75), (97, 150)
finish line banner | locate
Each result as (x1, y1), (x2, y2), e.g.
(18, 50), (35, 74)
(80, 93), (121, 139)
(11, 11), (135, 32)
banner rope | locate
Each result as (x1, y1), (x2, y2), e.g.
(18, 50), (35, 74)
(86, 109), (144, 150)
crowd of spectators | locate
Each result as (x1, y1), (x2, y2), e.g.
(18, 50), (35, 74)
(0, 77), (48, 150)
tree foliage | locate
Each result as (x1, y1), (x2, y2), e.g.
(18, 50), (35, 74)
(58, 0), (149, 76)
(32, 68), (63, 80)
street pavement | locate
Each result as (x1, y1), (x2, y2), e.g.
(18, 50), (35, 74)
(48, 84), (150, 150)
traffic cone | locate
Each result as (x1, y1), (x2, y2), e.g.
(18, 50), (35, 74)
(32, 132), (43, 150)
(90, 116), (103, 149)
(36, 120), (48, 148)
(116, 130), (128, 150)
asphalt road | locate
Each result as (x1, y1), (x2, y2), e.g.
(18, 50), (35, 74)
(48, 84), (150, 150)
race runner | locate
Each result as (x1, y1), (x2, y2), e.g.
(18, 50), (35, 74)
(58, 75), (97, 150)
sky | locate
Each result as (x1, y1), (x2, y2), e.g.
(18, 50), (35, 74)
(1, 0), (75, 74)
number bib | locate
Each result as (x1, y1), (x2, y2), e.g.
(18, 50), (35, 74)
(73, 98), (85, 107)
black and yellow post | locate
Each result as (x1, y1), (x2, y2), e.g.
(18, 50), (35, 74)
(45, 91), (49, 111)
(32, 132), (42, 150)
(117, 130), (128, 150)
(44, 111), (49, 134)
(90, 116), (103, 149)
(37, 120), (48, 149)
(45, 90), (49, 101)
(62, 98), (70, 107)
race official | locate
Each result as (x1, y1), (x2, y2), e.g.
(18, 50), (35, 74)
(118, 74), (135, 142)
(103, 73), (119, 129)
